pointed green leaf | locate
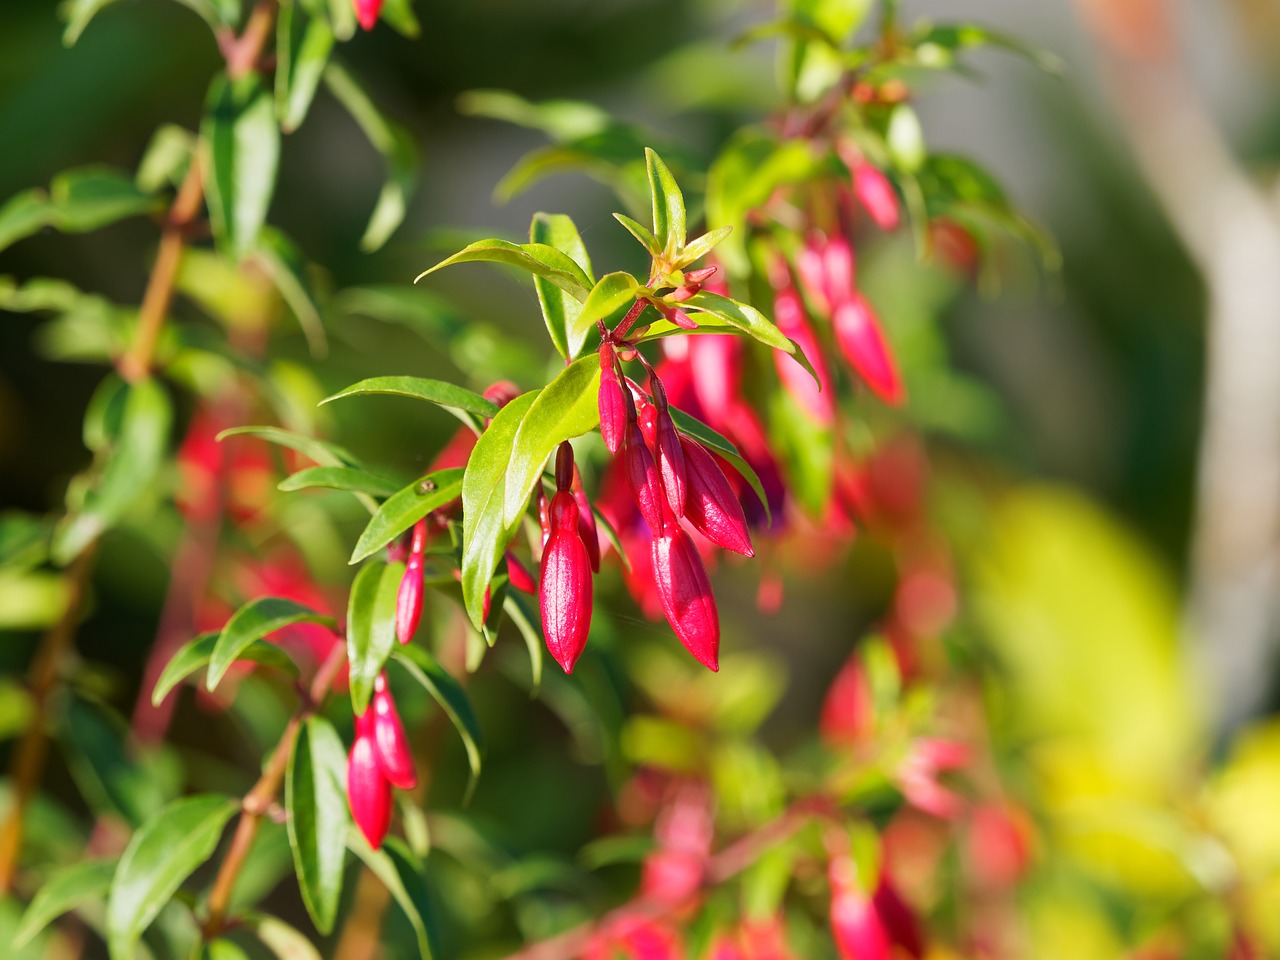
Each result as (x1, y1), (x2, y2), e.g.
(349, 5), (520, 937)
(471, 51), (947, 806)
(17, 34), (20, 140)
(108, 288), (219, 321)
(571, 272), (639, 348)
(321, 376), (498, 423)
(913, 22), (1065, 76)
(502, 358), (600, 527)
(136, 125), (196, 193)
(61, 0), (122, 45)
(153, 631), (299, 706)
(279, 466), (402, 499)
(460, 391), (538, 630)
(645, 148), (686, 259)
(380, 0), (421, 37)
(49, 167), (159, 232)
(674, 225), (733, 268)
(286, 716), (349, 934)
(216, 425), (361, 468)
(13, 858), (116, 948)
(106, 795), (239, 960)
(202, 72), (280, 257)
(530, 212), (594, 360)
(244, 913), (325, 960)
(668, 405), (771, 525)
(682, 291), (795, 354)
(612, 212), (659, 255)
(393, 646), (483, 786)
(349, 468), (465, 564)
(0, 189), (54, 255)
(347, 562), (405, 713)
(253, 227), (327, 356)
(415, 239), (592, 301)
(502, 591), (543, 694)
(347, 833), (441, 960)
(276, 5), (335, 133)
(208, 598), (335, 691)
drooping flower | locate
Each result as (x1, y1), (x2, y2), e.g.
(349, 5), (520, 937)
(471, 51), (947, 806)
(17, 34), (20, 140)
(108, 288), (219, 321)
(539, 444), (594, 673)
(832, 294), (905, 406)
(348, 710), (393, 849)
(852, 162), (901, 232)
(772, 285), (836, 424)
(651, 522), (720, 671)
(679, 436), (753, 557)
(395, 518), (428, 644)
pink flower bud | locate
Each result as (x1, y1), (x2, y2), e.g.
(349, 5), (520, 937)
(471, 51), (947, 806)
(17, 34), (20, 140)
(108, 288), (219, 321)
(820, 655), (874, 747)
(573, 484), (602, 574)
(709, 936), (747, 960)
(506, 551), (536, 594)
(347, 719), (392, 849)
(353, 0), (382, 31)
(624, 419), (667, 535)
(832, 295), (904, 406)
(688, 334), (741, 428)
(679, 437), (753, 557)
(395, 519), (428, 644)
(823, 234), (857, 309)
(649, 381), (687, 517)
(651, 525), (720, 671)
(772, 286), (835, 424)
(829, 858), (892, 960)
(599, 343), (629, 455)
(658, 302), (699, 329)
(684, 265), (719, 286)
(539, 491), (594, 673)
(853, 163), (900, 231)
(797, 239), (830, 315)
(371, 674), (417, 790)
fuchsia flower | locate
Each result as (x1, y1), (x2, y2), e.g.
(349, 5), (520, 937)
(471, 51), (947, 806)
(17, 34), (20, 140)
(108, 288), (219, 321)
(353, 0), (382, 31)
(820, 654), (875, 747)
(395, 518), (428, 644)
(828, 852), (924, 960)
(652, 520), (720, 671)
(852, 162), (901, 232)
(898, 738), (971, 819)
(772, 285), (836, 424)
(539, 443), (594, 674)
(678, 437), (753, 557)
(599, 341), (629, 454)
(348, 673), (416, 849)
(832, 295), (905, 406)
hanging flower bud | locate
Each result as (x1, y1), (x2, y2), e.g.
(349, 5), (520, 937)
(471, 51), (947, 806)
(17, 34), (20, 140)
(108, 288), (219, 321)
(571, 467), (601, 573)
(648, 376), (687, 516)
(679, 437), (753, 557)
(852, 162), (901, 231)
(599, 341), (628, 455)
(772, 286), (836, 424)
(353, 0), (383, 31)
(652, 524), (720, 671)
(832, 295), (905, 406)
(540, 489), (594, 673)
(820, 655), (874, 747)
(395, 519), (428, 644)
(370, 674), (417, 790)
(347, 712), (392, 849)
(658, 302), (699, 329)
(828, 856), (892, 960)
(506, 551), (536, 594)
(625, 414), (667, 535)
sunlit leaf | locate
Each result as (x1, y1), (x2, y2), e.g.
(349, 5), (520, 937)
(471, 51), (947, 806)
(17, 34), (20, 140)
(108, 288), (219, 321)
(202, 72), (280, 257)
(287, 716), (349, 934)
(13, 858), (116, 948)
(276, 4), (335, 133)
(208, 598), (334, 691)
(415, 238), (592, 301)
(321, 376), (498, 424)
(392, 646), (484, 788)
(347, 561), (405, 713)
(645, 147), (686, 259)
(530, 212), (594, 360)
(348, 468), (465, 564)
(279, 466), (403, 499)
(153, 631), (299, 706)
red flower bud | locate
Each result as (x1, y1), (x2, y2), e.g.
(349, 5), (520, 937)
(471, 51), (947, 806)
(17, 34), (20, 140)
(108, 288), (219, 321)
(540, 491), (594, 673)
(348, 715), (392, 849)
(828, 857), (892, 960)
(820, 655), (874, 747)
(624, 419), (667, 535)
(853, 163), (901, 231)
(832, 295), (904, 406)
(679, 437), (753, 556)
(572, 474), (602, 574)
(599, 342), (629, 455)
(395, 519), (428, 644)
(353, 0), (383, 31)
(658, 302), (699, 329)
(371, 674), (417, 790)
(506, 551), (536, 594)
(773, 287), (835, 424)
(651, 525), (720, 671)
(649, 382), (687, 517)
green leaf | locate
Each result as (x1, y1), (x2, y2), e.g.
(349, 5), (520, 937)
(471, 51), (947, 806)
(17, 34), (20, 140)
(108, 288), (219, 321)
(49, 167), (158, 232)
(53, 377), (172, 564)
(913, 22), (1065, 76)
(253, 227), (327, 356)
(13, 858), (116, 948)
(392, 646), (484, 788)
(286, 716), (349, 935)
(0, 570), (69, 631)
(461, 393), (537, 630)
(0, 189), (54, 255)
(530, 212), (594, 360)
(379, 0), (421, 37)
(502, 591), (543, 693)
(153, 632), (299, 706)
(682, 291), (795, 354)
(611, 212), (659, 255)
(645, 147), (686, 259)
(60, 697), (173, 827)
(321, 376), (498, 423)
(347, 834), (441, 960)
(136, 125), (196, 193)
(502, 358), (601, 527)
(347, 562), (405, 713)
(61, 0), (122, 45)
(415, 239), (592, 301)
(244, 913), (325, 960)
(349, 468), (465, 565)
(202, 72), (280, 257)
(323, 0), (356, 40)
(572, 272), (640, 347)
(668, 405), (770, 525)
(675, 225), (732, 269)
(276, 4), (335, 133)
(216, 425), (361, 468)
(322, 62), (419, 252)
(208, 598), (335, 691)
(886, 104), (925, 173)
(279, 466), (402, 499)
(457, 89), (612, 141)
(106, 795), (239, 960)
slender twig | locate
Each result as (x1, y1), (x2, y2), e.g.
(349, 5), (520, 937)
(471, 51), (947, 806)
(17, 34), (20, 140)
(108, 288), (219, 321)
(202, 641), (347, 937)
(0, 547), (98, 894)
(497, 796), (837, 960)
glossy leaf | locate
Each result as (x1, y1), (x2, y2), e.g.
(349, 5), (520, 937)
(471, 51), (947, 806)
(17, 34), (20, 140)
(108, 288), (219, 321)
(253, 227), (327, 356)
(276, 4), (335, 133)
(646, 147), (686, 258)
(216, 425), (362, 468)
(612, 212), (659, 255)
(572, 272), (639, 345)
(393, 646), (484, 786)
(347, 833), (441, 960)
(106, 794), (238, 960)
(530, 212), (594, 360)
(287, 716), (349, 935)
(279, 466), (403, 499)
(461, 391), (538, 630)
(50, 167), (158, 232)
(13, 858), (116, 948)
(669, 406), (771, 525)
(349, 468), (465, 564)
(153, 631), (299, 706)
(321, 376), (498, 423)
(347, 562), (405, 713)
(675, 225), (733, 268)
(682, 291), (795, 354)
(208, 598), (335, 691)
(136, 124), (195, 193)
(202, 72), (280, 256)
(415, 238), (592, 301)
